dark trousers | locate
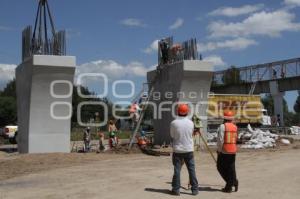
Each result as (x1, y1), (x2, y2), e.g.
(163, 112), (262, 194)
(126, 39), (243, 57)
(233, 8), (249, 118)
(172, 152), (198, 192)
(217, 152), (238, 187)
(84, 140), (90, 152)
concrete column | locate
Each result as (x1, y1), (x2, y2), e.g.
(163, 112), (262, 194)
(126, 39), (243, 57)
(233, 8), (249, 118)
(269, 81), (284, 126)
(16, 55), (76, 153)
(147, 60), (214, 145)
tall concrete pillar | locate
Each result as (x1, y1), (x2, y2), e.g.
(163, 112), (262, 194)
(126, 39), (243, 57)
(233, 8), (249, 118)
(16, 55), (76, 153)
(147, 60), (214, 145)
(269, 81), (284, 126)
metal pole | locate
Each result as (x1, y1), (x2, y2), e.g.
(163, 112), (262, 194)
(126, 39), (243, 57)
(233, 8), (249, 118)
(199, 132), (217, 164)
(43, 3), (49, 53)
(32, 1), (41, 41)
(46, 0), (56, 37)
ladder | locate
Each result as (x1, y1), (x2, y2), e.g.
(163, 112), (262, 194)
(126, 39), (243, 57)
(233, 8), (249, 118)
(128, 67), (162, 149)
(128, 85), (155, 149)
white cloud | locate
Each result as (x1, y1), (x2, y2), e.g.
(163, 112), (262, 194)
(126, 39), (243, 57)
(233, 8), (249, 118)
(284, 0), (300, 6)
(120, 18), (146, 27)
(143, 39), (159, 54)
(169, 18), (184, 30)
(203, 55), (226, 68)
(208, 10), (300, 38)
(209, 4), (264, 17)
(77, 60), (151, 81)
(198, 37), (258, 52)
(0, 64), (16, 89)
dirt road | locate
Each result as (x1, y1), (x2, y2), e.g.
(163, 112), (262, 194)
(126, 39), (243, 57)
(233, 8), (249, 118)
(0, 148), (300, 199)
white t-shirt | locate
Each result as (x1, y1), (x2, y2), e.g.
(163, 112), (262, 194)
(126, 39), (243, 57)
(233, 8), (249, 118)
(170, 117), (194, 153)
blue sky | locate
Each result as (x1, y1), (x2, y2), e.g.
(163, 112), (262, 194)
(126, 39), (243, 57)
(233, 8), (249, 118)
(0, 0), (300, 110)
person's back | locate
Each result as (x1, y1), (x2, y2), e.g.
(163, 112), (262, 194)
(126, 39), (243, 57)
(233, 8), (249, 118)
(170, 117), (194, 153)
(83, 129), (91, 141)
(216, 111), (239, 193)
(169, 104), (198, 196)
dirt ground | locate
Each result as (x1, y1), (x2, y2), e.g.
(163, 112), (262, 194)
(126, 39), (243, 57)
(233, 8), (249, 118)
(0, 144), (300, 199)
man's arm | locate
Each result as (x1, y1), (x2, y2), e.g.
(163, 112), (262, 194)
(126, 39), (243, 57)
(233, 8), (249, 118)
(170, 122), (175, 147)
(170, 122), (174, 139)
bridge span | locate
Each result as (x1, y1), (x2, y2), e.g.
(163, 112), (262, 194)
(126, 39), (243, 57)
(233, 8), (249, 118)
(210, 57), (300, 126)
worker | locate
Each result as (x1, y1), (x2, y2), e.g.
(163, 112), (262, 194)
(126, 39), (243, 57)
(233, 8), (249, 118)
(83, 127), (91, 152)
(98, 129), (105, 152)
(216, 111), (239, 193)
(159, 39), (169, 64)
(129, 102), (141, 130)
(192, 114), (203, 151)
(276, 114), (281, 127)
(108, 119), (118, 148)
(273, 68), (277, 79)
(170, 43), (182, 62)
(170, 103), (199, 196)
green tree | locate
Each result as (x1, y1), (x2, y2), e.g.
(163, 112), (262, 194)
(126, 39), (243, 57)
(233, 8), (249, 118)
(222, 66), (242, 85)
(0, 96), (17, 126)
(71, 85), (113, 129)
(0, 79), (17, 126)
(261, 94), (298, 126)
(0, 79), (113, 129)
(1, 79), (16, 98)
(293, 95), (300, 113)
(261, 94), (274, 115)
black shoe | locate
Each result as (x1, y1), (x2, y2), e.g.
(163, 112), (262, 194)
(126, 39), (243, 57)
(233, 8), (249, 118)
(222, 186), (232, 193)
(170, 190), (180, 196)
(192, 190), (199, 196)
(234, 180), (239, 192)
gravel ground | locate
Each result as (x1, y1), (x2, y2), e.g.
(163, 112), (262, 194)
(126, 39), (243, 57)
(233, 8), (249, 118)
(0, 142), (300, 199)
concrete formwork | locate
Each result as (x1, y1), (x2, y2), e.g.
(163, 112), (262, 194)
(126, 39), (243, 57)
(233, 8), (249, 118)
(16, 55), (76, 153)
(147, 60), (214, 145)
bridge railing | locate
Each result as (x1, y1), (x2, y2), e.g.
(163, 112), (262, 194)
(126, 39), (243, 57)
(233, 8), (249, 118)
(213, 58), (300, 86)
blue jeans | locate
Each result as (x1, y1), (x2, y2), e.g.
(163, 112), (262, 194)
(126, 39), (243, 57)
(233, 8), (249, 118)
(172, 152), (198, 192)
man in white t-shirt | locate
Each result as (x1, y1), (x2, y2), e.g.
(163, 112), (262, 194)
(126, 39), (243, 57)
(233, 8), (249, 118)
(170, 104), (199, 196)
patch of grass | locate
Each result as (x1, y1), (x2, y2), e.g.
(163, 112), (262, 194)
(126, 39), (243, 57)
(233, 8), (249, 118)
(0, 137), (10, 145)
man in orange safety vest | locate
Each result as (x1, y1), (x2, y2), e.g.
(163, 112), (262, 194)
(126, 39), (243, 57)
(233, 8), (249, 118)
(217, 111), (239, 193)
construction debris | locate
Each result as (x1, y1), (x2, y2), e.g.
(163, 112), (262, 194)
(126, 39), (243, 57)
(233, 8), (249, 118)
(207, 124), (279, 149)
(280, 138), (291, 145)
(207, 132), (218, 143)
(240, 125), (279, 149)
(290, 126), (300, 135)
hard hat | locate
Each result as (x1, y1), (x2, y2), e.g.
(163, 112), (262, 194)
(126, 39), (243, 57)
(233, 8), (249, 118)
(223, 111), (234, 120)
(177, 104), (189, 116)
(86, 127), (90, 130)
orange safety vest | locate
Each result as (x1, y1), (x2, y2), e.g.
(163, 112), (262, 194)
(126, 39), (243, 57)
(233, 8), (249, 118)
(223, 122), (238, 154)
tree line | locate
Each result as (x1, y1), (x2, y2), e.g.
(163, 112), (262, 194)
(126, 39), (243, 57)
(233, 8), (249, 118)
(0, 79), (115, 128)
